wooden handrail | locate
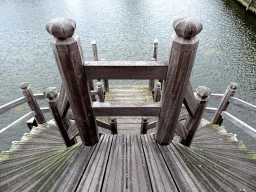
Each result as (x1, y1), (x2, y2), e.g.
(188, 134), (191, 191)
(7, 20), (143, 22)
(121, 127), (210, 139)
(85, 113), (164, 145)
(228, 97), (256, 113)
(0, 97), (28, 115)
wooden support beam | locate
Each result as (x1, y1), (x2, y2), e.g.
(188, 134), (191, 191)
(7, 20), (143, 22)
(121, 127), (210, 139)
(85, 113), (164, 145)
(44, 87), (76, 147)
(26, 117), (38, 130)
(153, 82), (161, 102)
(83, 60), (167, 79)
(180, 86), (211, 147)
(110, 117), (117, 134)
(212, 82), (238, 125)
(92, 102), (160, 116)
(149, 39), (158, 91)
(20, 82), (46, 124)
(97, 82), (104, 102)
(140, 117), (148, 134)
(155, 17), (203, 145)
(183, 82), (197, 117)
(46, 17), (99, 146)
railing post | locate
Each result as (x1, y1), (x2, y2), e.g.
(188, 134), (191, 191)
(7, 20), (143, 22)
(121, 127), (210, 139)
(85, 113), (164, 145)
(149, 39), (158, 91)
(180, 86), (211, 147)
(97, 82), (105, 102)
(20, 82), (46, 124)
(153, 82), (161, 102)
(110, 117), (117, 134)
(46, 17), (99, 146)
(140, 117), (148, 134)
(212, 82), (238, 125)
(44, 87), (76, 147)
(155, 17), (203, 145)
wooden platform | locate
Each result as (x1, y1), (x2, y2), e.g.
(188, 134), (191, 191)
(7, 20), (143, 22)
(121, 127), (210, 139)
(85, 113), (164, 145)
(1, 119), (256, 192)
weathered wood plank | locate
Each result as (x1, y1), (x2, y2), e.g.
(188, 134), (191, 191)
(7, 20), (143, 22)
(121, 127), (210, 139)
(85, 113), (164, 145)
(0, 111), (35, 139)
(102, 135), (126, 191)
(184, 82), (197, 117)
(221, 111), (256, 140)
(92, 102), (160, 116)
(0, 97), (28, 115)
(127, 135), (152, 192)
(141, 134), (178, 191)
(76, 135), (113, 192)
(48, 18), (99, 146)
(83, 60), (167, 79)
(228, 97), (256, 113)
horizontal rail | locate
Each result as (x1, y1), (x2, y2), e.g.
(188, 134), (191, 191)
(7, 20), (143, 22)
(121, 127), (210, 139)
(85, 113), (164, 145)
(84, 60), (167, 79)
(33, 94), (45, 100)
(0, 97), (28, 115)
(96, 119), (112, 130)
(41, 107), (51, 113)
(204, 107), (217, 113)
(209, 93), (224, 100)
(228, 97), (256, 113)
(0, 111), (36, 139)
(147, 121), (157, 130)
(92, 102), (160, 116)
(221, 111), (256, 140)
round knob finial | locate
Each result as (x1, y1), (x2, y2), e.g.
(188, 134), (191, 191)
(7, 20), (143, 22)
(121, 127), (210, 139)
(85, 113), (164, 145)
(46, 17), (76, 39)
(20, 82), (28, 89)
(173, 17), (203, 39)
(44, 87), (59, 100)
(196, 86), (211, 99)
(229, 82), (238, 90)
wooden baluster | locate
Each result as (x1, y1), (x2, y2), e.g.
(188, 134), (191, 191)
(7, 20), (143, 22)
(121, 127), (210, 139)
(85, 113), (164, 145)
(20, 82), (46, 124)
(97, 82), (105, 102)
(153, 82), (161, 102)
(44, 87), (76, 147)
(46, 17), (99, 146)
(155, 17), (203, 145)
(180, 86), (211, 147)
(110, 117), (117, 134)
(212, 82), (238, 125)
(140, 117), (148, 134)
(149, 39), (158, 91)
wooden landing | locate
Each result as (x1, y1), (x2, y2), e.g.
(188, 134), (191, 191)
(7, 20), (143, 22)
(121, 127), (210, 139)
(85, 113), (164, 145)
(98, 84), (158, 134)
(1, 119), (256, 192)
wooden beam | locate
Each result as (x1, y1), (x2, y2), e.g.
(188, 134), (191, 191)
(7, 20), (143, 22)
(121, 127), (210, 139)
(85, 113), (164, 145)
(183, 82), (197, 117)
(92, 102), (160, 116)
(155, 17), (203, 145)
(47, 17), (99, 146)
(0, 111), (35, 139)
(0, 97), (28, 115)
(96, 119), (112, 130)
(228, 97), (256, 113)
(83, 60), (167, 79)
(221, 111), (256, 140)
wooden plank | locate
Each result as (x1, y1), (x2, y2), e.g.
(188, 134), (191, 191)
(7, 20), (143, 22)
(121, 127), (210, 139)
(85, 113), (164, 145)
(96, 119), (112, 130)
(228, 97), (256, 113)
(57, 82), (70, 118)
(0, 97), (28, 115)
(92, 102), (160, 116)
(76, 135), (113, 192)
(127, 135), (152, 192)
(102, 135), (126, 191)
(83, 60), (167, 79)
(141, 134), (178, 191)
(175, 121), (188, 140)
(184, 82), (197, 117)
(221, 111), (256, 140)
(0, 111), (35, 139)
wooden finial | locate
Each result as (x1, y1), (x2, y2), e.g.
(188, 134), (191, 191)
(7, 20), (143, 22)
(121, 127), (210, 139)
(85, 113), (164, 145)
(229, 82), (238, 90)
(196, 86), (211, 99)
(173, 17), (203, 39)
(46, 17), (76, 39)
(155, 82), (161, 87)
(44, 87), (59, 100)
(20, 82), (28, 89)
(97, 82), (103, 87)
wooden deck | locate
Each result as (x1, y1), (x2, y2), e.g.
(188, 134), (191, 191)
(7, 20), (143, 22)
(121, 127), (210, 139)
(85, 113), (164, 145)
(1, 119), (256, 192)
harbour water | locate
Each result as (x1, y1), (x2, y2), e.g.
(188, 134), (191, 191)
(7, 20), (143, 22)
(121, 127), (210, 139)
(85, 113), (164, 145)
(0, 0), (255, 152)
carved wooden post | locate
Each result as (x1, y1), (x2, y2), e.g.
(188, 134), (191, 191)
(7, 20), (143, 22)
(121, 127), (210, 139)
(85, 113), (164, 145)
(140, 117), (148, 134)
(149, 39), (158, 91)
(110, 117), (117, 134)
(153, 82), (161, 102)
(46, 17), (99, 146)
(20, 82), (46, 124)
(180, 86), (211, 147)
(44, 87), (76, 147)
(155, 17), (203, 145)
(97, 82), (104, 102)
(212, 82), (238, 125)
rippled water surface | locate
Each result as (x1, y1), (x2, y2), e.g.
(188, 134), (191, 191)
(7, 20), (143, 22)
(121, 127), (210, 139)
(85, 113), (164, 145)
(0, 0), (255, 151)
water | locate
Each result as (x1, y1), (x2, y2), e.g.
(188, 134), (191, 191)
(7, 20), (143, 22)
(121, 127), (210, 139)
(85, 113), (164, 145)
(0, 0), (255, 152)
